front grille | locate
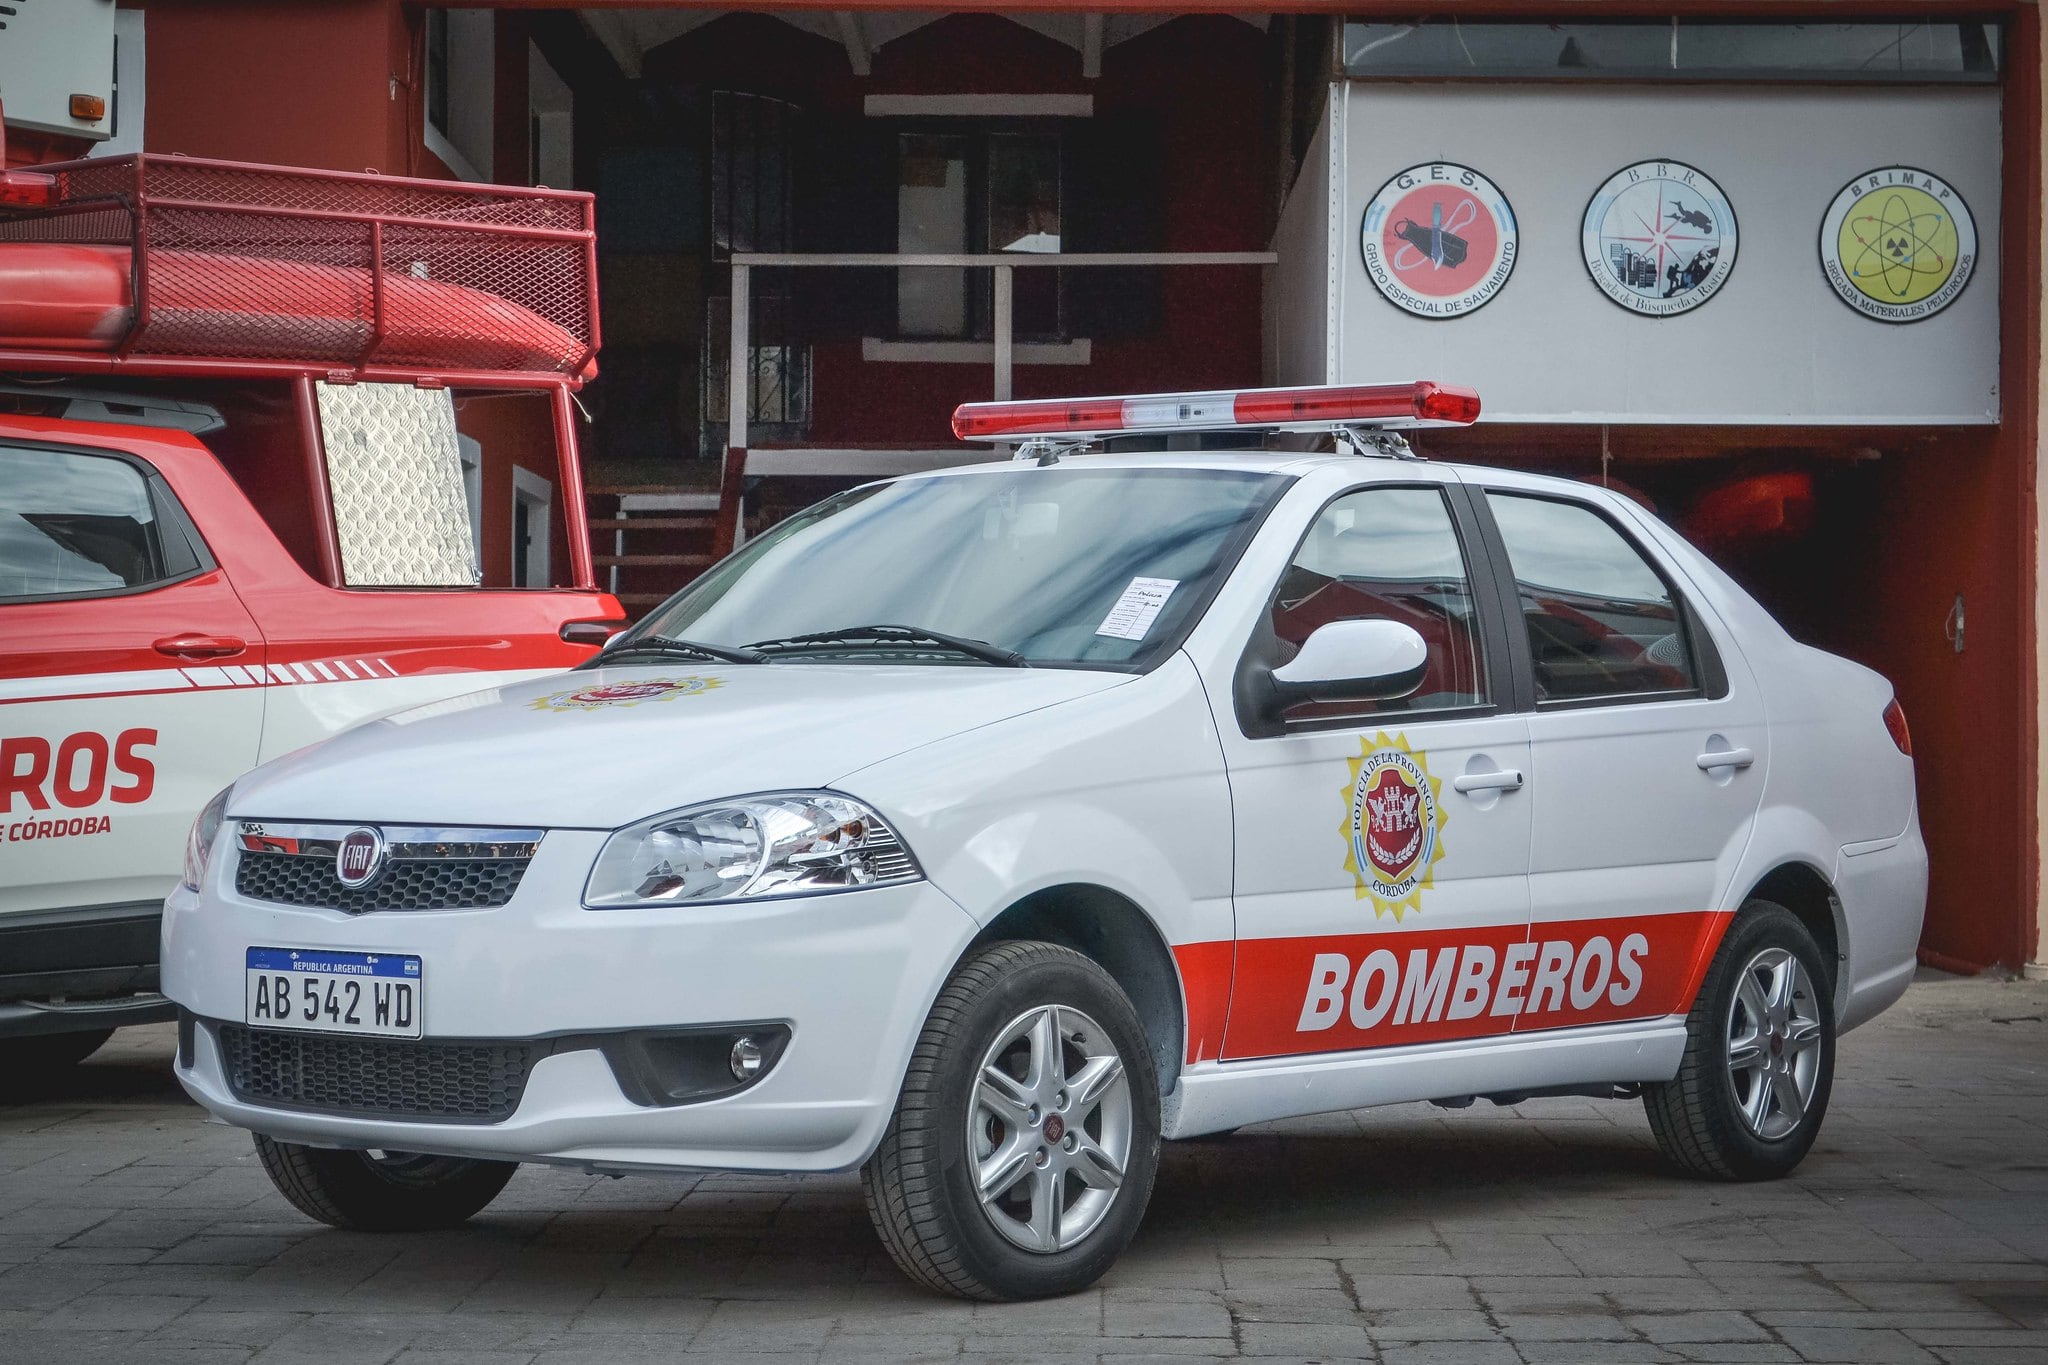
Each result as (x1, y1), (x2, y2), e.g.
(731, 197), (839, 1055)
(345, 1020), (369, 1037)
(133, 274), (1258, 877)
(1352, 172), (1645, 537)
(217, 1024), (541, 1123)
(237, 851), (528, 912)
(229, 822), (542, 913)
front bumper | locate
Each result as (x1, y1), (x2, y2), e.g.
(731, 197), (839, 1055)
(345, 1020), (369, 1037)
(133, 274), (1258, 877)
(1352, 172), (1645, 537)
(0, 901), (173, 1038)
(161, 829), (979, 1172)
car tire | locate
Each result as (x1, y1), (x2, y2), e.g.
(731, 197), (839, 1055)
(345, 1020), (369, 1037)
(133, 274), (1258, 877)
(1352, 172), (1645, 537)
(1643, 901), (1835, 1181)
(1, 1028), (114, 1096)
(253, 1135), (517, 1232)
(862, 940), (1161, 1301)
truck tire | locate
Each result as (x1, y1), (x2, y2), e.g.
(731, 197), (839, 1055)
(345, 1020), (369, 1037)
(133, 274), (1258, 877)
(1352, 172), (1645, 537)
(1644, 902), (1835, 1181)
(254, 1134), (517, 1231)
(862, 941), (1161, 1301)
(2, 1028), (114, 1096)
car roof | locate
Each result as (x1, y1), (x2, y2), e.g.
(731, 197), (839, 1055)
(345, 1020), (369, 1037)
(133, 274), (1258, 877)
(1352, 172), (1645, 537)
(894, 449), (1624, 503)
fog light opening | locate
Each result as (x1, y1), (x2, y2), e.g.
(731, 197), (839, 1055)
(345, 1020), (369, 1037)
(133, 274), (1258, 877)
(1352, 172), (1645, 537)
(730, 1035), (766, 1082)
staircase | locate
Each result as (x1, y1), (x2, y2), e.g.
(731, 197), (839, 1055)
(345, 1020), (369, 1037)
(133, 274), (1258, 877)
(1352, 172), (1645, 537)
(585, 486), (721, 619)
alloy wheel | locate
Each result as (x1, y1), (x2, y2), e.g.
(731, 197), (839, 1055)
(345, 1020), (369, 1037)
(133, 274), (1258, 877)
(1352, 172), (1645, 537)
(1724, 946), (1824, 1141)
(968, 1004), (1133, 1254)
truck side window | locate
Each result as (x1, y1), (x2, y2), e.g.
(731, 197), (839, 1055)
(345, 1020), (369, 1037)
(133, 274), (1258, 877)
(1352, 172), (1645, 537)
(0, 447), (184, 602)
(1485, 491), (1697, 702)
(1269, 486), (1489, 720)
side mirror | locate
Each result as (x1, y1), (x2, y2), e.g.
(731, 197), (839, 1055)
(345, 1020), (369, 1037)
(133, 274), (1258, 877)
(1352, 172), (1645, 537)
(1269, 619), (1429, 705)
(561, 620), (628, 649)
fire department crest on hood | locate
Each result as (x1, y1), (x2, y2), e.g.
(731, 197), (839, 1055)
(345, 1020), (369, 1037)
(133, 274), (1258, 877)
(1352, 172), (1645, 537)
(528, 675), (724, 713)
(1341, 731), (1447, 920)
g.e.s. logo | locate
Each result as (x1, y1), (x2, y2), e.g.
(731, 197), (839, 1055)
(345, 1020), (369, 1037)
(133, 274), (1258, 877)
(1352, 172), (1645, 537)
(1, 728), (157, 816)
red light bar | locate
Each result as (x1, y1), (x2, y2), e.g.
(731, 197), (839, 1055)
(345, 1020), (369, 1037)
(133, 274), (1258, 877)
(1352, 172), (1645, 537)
(952, 381), (1481, 442)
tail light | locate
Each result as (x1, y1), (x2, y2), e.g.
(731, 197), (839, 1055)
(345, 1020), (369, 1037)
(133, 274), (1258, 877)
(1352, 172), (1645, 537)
(0, 170), (57, 209)
(1882, 698), (1912, 756)
(951, 381), (1482, 442)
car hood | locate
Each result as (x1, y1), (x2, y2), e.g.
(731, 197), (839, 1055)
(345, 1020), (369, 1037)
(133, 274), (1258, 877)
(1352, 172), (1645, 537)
(227, 664), (1131, 829)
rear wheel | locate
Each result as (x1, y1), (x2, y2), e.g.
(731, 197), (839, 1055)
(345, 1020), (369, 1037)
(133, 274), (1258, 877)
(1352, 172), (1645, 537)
(254, 1134), (516, 1231)
(1644, 902), (1834, 1180)
(862, 941), (1161, 1301)
(0, 1028), (114, 1097)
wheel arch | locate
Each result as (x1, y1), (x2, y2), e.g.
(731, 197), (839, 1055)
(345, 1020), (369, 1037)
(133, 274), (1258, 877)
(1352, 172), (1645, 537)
(1742, 861), (1845, 999)
(967, 883), (1185, 1100)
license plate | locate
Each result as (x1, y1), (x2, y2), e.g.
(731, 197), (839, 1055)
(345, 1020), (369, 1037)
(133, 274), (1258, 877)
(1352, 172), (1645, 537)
(245, 947), (422, 1038)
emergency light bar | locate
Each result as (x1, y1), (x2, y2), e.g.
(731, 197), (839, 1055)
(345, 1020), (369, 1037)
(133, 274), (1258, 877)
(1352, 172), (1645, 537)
(951, 381), (1481, 443)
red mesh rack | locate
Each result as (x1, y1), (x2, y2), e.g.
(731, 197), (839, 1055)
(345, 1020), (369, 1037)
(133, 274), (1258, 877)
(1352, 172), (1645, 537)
(0, 154), (600, 386)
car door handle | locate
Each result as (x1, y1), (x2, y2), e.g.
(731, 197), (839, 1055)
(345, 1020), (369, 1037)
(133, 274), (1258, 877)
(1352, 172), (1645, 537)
(1452, 770), (1524, 794)
(1696, 747), (1755, 771)
(153, 633), (248, 660)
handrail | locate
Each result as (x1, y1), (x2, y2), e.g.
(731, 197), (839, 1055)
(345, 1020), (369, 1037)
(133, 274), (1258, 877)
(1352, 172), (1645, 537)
(731, 251), (1277, 268)
(714, 249), (1279, 559)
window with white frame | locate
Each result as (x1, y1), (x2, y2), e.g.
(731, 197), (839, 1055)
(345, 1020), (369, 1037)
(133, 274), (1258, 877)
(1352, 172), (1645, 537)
(456, 434), (484, 574)
(894, 129), (1064, 341)
(510, 466), (551, 588)
(425, 9), (494, 181)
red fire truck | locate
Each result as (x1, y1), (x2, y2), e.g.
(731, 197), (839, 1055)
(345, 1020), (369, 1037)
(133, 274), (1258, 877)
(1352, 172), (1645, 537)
(0, 152), (623, 1089)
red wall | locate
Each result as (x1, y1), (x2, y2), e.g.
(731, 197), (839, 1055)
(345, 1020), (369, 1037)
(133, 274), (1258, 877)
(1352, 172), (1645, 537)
(132, 0), (397, 172)
(125, 0), (499, 181)
(1859, 435), (2025, 969)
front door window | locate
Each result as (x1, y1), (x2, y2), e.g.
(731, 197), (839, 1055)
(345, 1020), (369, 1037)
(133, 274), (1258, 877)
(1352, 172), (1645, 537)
(1269, 485), (1490, 723)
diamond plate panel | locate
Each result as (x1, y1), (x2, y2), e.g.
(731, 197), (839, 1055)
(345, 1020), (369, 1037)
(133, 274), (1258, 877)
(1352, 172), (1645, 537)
(317, 381), (480, 588)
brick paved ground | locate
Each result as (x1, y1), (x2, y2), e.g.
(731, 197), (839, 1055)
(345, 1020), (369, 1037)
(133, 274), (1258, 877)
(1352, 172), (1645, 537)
(3, 973), (2046, 1365)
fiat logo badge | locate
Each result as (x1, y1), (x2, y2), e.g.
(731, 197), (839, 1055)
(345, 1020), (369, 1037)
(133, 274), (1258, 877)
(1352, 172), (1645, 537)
(335, 827), (386, 889)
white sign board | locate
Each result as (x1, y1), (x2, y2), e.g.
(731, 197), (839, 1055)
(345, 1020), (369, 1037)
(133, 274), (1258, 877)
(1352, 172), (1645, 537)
(1277, 82), (2001, 425)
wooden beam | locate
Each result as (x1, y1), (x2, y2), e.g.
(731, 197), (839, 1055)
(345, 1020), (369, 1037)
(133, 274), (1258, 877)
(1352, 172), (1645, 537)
(833, 11), (872, 75)
(577, 9), (642, 78)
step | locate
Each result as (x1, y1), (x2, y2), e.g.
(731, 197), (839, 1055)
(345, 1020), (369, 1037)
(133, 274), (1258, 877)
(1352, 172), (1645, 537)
(587, 517), (716, 531)
(585, 484), (719, 496)
(594, 553), (714, 568)
(617, 592), (674, 609)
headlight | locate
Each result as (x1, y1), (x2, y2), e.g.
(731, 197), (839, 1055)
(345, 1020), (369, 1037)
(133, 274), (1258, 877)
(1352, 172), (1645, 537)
(181, 785), (234, 892)
(584, 791), (922, 908)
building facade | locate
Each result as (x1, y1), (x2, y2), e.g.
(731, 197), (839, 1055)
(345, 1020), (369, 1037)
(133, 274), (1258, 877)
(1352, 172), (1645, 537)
(14, 0), (2041, 974)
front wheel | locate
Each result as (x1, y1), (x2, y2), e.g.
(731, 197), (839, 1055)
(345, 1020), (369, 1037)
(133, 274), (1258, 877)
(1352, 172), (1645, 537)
(862, 941), (1161, 1301)
(254, 1135), (517, 1231)
(1644, 902), (1835, 1181)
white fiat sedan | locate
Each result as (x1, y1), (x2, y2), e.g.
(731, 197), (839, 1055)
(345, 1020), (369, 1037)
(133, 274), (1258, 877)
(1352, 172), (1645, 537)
(163, 383), (1926, 1301)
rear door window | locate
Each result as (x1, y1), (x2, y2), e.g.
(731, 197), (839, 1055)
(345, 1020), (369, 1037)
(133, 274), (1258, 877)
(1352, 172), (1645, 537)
(1484, 491), (1697, 703)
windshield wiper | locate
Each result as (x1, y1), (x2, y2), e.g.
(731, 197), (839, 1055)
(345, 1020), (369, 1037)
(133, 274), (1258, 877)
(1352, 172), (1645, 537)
(744, 624), (1030, 668)
(584, 635), (768, 668)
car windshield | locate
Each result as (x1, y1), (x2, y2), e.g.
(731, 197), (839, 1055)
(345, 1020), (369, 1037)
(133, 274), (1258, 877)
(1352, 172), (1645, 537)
(630, 466), (1289, 669)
